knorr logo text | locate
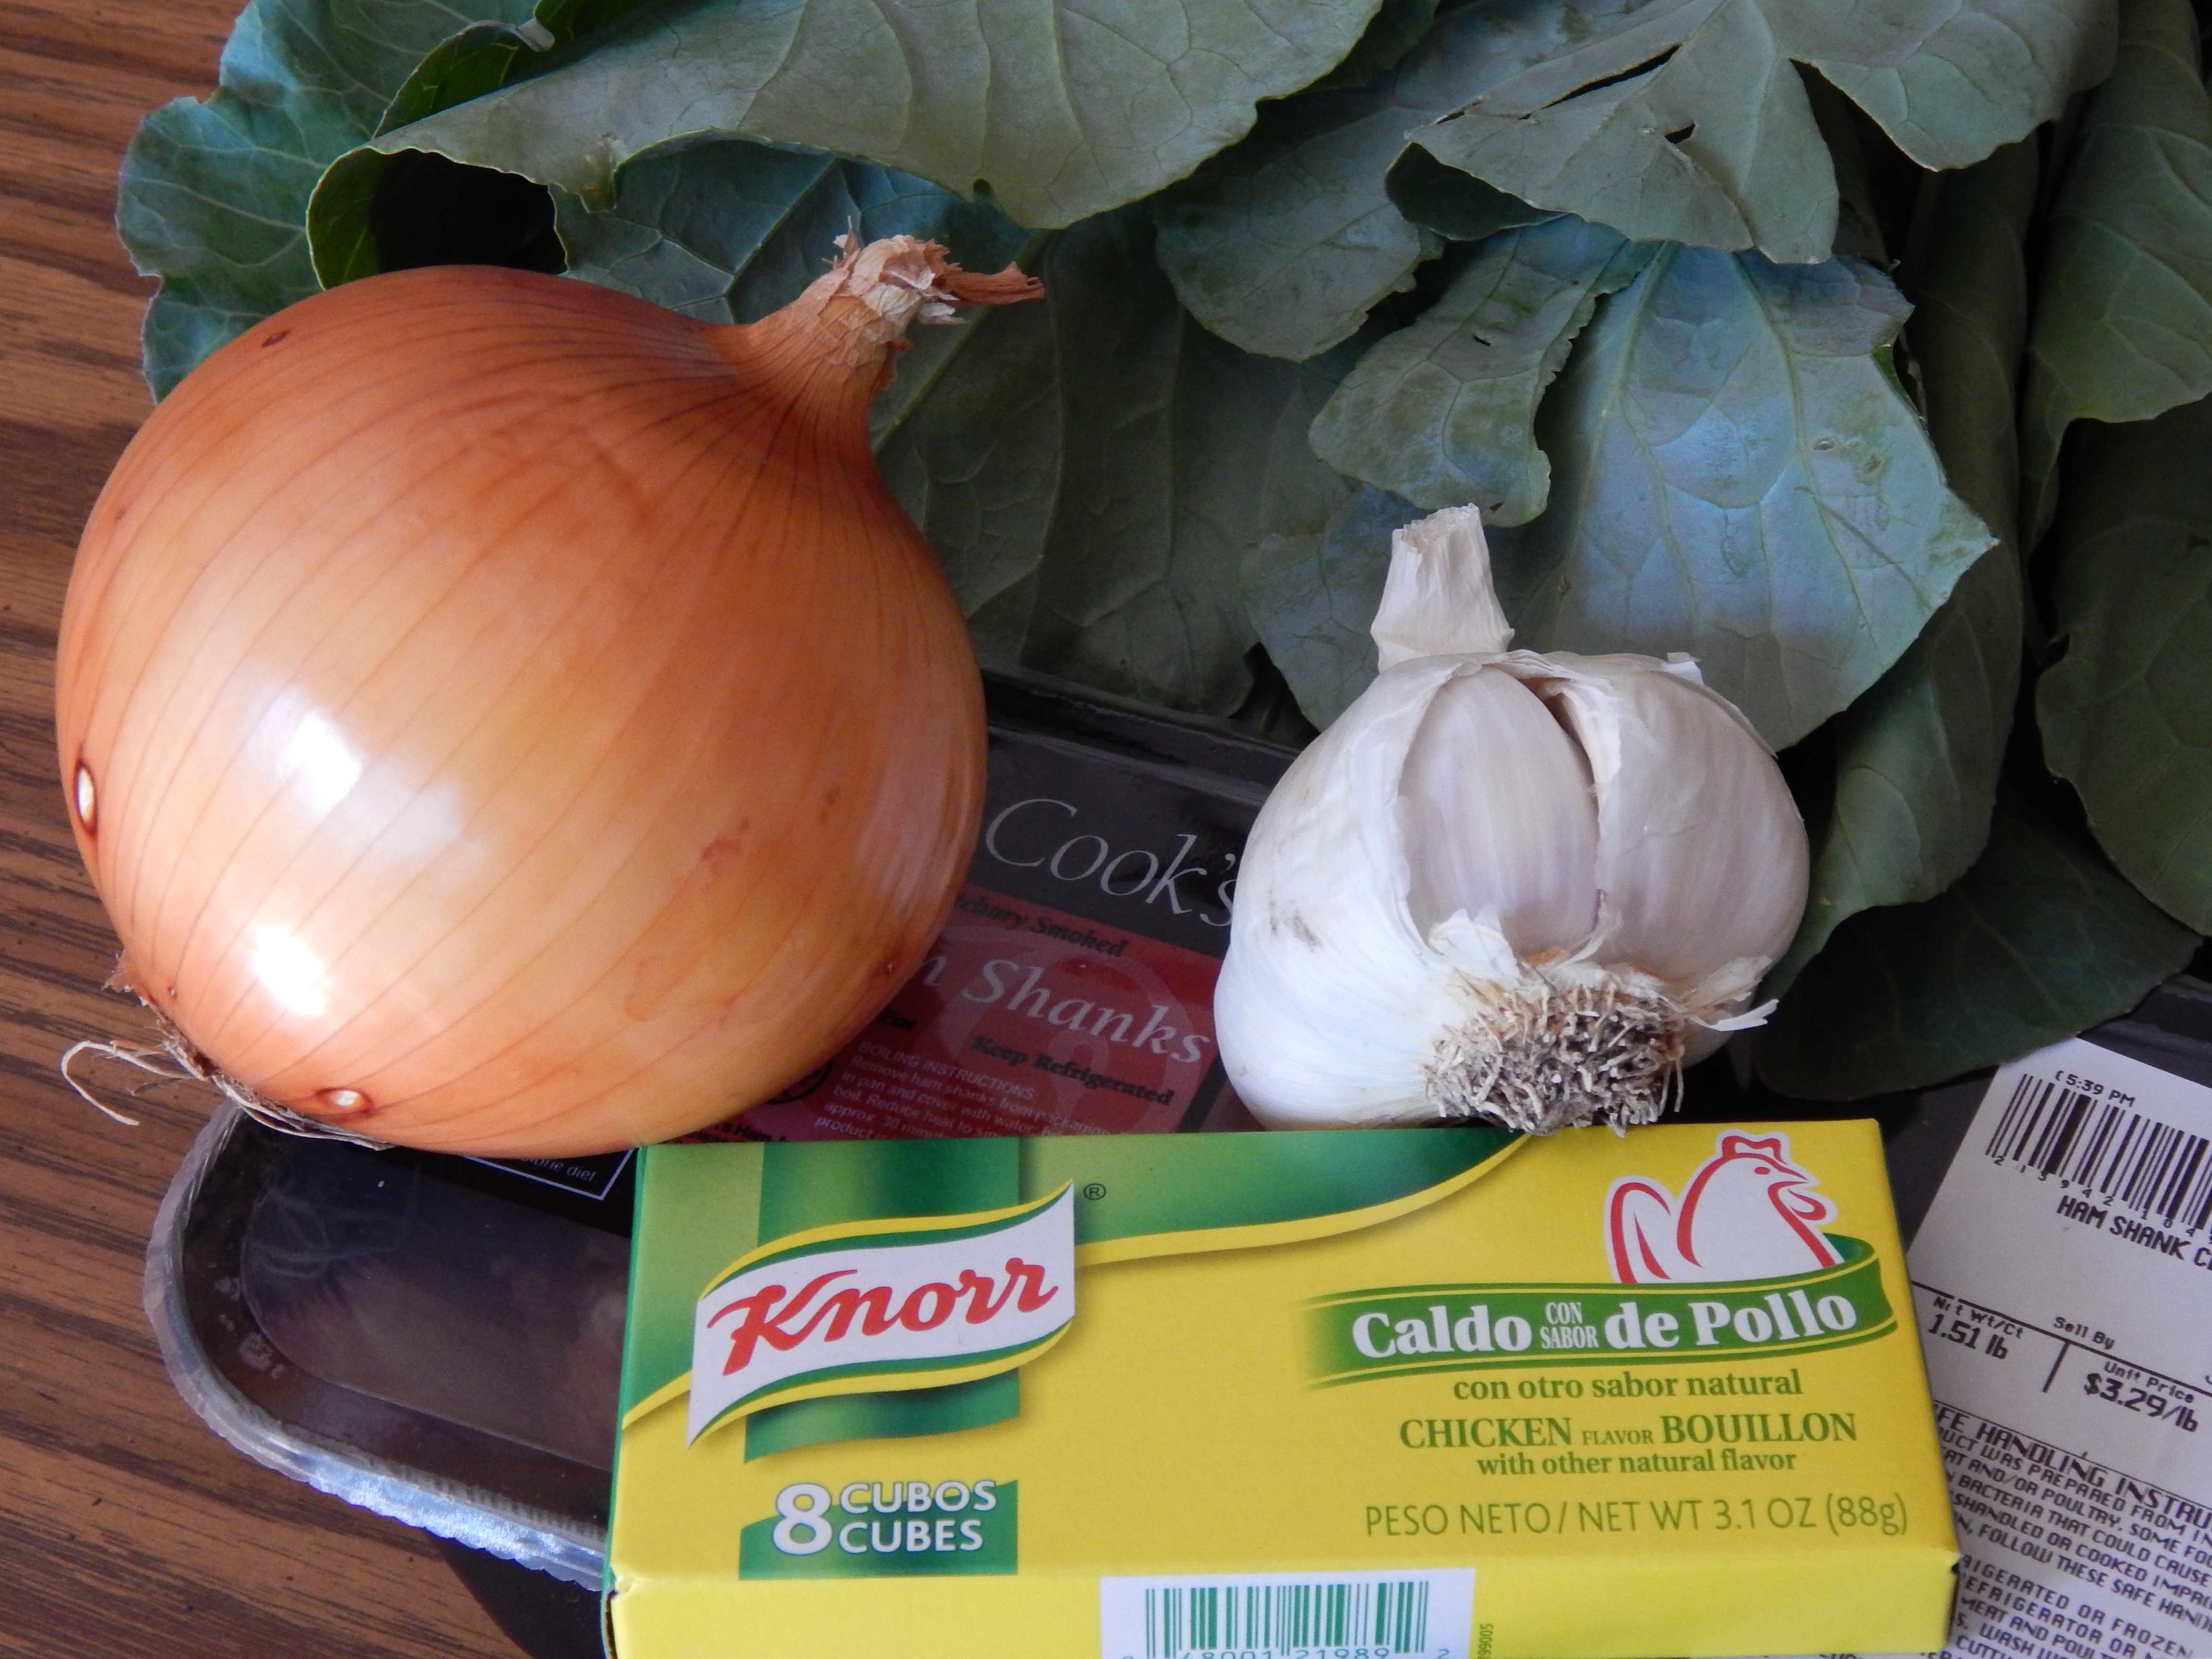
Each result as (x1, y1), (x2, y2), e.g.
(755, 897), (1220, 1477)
(687, 1187), (1076, 1443)
(1307, 1240), (1894, 1386)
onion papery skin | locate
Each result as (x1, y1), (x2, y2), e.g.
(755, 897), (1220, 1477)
(57, 262), (988, 1155)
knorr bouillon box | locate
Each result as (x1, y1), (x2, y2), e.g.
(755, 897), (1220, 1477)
(608, 1119), (1958, 1659)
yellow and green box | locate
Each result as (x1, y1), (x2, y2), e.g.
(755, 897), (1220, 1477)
(608, 1119), (1957, 1658)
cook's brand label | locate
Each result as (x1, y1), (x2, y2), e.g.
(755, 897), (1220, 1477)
(686, 1186), (1077, 1443)
(1311, 1131), (1896, 1383)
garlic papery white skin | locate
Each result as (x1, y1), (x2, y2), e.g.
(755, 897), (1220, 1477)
(1214, 504), (1809, 1134)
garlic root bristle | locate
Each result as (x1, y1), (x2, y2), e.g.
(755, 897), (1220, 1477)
(1424, 979), (1689, 1136)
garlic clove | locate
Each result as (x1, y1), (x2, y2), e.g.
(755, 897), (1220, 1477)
(1525, 654), (1808, 996)
(1398, 666), (1598, 958)
(1216, 659), (1509, 1128)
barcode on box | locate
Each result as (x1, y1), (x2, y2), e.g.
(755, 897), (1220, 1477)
(1099, 1568), (1476, 1659)
(1985, 1072), (2212, 1233)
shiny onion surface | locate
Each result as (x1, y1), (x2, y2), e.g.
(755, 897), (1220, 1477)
(57, 242), (1033, 1154)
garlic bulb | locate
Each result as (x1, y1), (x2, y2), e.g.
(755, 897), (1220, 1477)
(1215, 505), (1808, 1134)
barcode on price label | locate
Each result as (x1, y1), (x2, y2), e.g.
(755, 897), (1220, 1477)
(1099, 1568), (1476, 1659)
(1984, 1071), (2212, 1233)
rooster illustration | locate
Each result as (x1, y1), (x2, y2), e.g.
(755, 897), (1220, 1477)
(1606, 1131), (1841, 1284)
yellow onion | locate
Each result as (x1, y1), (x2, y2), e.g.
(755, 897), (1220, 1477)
(57, 237), (1039, 1156)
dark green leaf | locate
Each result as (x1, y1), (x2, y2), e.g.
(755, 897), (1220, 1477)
(310, 146), (563, 286)
(1413, 0), (2112, 265)
(304, 147), (391, 287)
(1800, 67), (1897, 266)
(1151, 3), (1587, 360)
(1767, 140), (2037, 994)
(2020, 0), (2212, 542)
(1756, 800), (2197, 1099)
(376, 20), (533, 132)
(1016, 211), (1361, 713)
(1150, 86), (1441, 362)
(1384, 147), (1556, 242)
(1243, 485), (1423, 729)
(1154, 0), (2110, 358)
(2038, 394), (2212, 932)
(548, 141), (1030, 324)
(1491, 246), (1993, 748)
(1805, 0), (2114, 172)
(1309, 217), (1652, 522)
(873, 297), (1064, 667)
(1309, 0), (1442, 93)
(346, 0), (1387, 232)
(373, 0), (661, 133)
(116, 0), (540, 395)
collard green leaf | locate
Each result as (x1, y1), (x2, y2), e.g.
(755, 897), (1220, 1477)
(872, 298), (1063, 667)
(1803, 0), (2114, 172)
(351, 0), (1387, 233)
(1017, 211), (1361, 713)
(376, 20), (540, 132)
(1384, 149), (1556, 242)
(1411, 0), (2111, 265)
(1309, 218), (1652, 523)
(550, 142), (1030, 324)
(2039, 395), (2212, 932)
(377, 0), (661, 131)
(1767, 141), (2037, 995)
(1154, 0), (2109, 359)
(1417, 4), (1837, 264)
(117, 0), (538, 395)
(1150, 2), (1596, 361)
(1799, 66), (1898, 267)
(1243, 485), (1423, 730)
(1756, 798), (2197, 1100)
(2020, 0), (2212, 543)
(1149, 86), (1443, 363)
(1310, 0), (1443, 94)
(1771, 559), (2023, 990)
(1491, 246), (1993, 749)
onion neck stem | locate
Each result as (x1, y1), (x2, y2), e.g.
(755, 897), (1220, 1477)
(723, 235), (1043, 419)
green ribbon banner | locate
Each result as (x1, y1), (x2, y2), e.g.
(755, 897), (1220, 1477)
(1307, 1237), (1894, 1386)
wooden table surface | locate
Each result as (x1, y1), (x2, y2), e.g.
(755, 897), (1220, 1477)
(1, 2), (528, 1652)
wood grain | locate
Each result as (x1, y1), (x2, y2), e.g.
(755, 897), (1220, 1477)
(0, 2), (526, 1651)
